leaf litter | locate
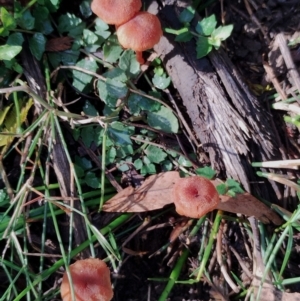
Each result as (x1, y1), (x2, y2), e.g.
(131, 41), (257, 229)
(103, 171), (282, 225)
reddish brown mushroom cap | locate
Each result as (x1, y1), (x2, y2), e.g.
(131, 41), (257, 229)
(91, 0), (142, 25)
(116, 11), (163, 52)
(173, 176), (220, 218)
(60, 258), (113, 301)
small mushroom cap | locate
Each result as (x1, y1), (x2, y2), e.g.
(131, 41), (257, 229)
(173, 176), (220, 218)
(60, 258), (113, 301)
(116, 11), (163, 52)
(91, 0), (142, 25)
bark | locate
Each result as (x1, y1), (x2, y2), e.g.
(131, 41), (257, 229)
(148, 0), (283, 201)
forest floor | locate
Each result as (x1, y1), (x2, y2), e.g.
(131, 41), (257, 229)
(0, 1), (300, 301)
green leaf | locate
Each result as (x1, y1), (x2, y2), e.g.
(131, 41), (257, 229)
(97, 80), (116, 107)
(3, 58), (22, 73)
(7, 32), (24, 46)
(117, 159), (131, 172)
(211, 25), (233, 41)
(175, 30), (193, 42)
(104, 67), (127, 82)
(128, 93), (160, 115)
(81, 126), (95, 147)
(196, 36), (212, 59)
(33, 5), (53, 35)
(0, 189), (9, 204)
(225, 178), (244, 196)
(147, 106), (178, 134)
(119, 50), (140, 78)
(107, 122), (132, 145)
(50, 0), (60, 6)
(95, 18), (109, 31)
(134, 158), (143, 170)
(0, 99), (33, 147)
(195, 166), (216, 179)
(83, 100), (98, 116)
(178, 155), (193, 167)
(0, 45), (22, 60)
(103, 36), (123, 63)
(83, 29), (99, 45)
(208, 36), (222, 49)
(116, 144), (133, 158)
(75, 156), (92, 171)
(58, 13), (82, 33)
(94, 18), (111, 45)
(144, 145), (167, 164)
(74, 164), (84, 178)
(0, 7), (16, 36)
(195, 15), (217, 36)
(216, 183), (227, 195)
(106, 147), (117, 165)
(161, 160), (173, 171)
(80, 0), (93, 18)
(57, 13), (85, 38)
(106, 78), (128, 99)
(179, 6), (195, 23)
(154, 66), (164, 76)
(85, 172), (101, 189)
(18, 10), (35, 30)
(72, 58), (98, 91)
(29, 33), (47, 60)
(141, 163), (156, 175)
(152, 73), (171, 90)
(47, 49), (80, 69)
(97, 75), (128, 107)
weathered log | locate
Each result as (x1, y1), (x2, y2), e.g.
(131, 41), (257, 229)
(148, 0), (283, 201)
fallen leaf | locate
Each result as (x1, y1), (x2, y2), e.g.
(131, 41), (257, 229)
(102, 171), (179, 212)
(46, 37), (73, 52)
(103, 171), (282, 224)
(218, 193), (282, 225)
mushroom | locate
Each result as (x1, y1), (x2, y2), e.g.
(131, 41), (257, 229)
(91, 0), (142, 26)
(116, 11), (163, 64)
(60, 258), (113, 301)
(172, 176), (220, 218)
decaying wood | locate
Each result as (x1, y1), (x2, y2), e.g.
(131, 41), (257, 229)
(147, 0), (283, 201)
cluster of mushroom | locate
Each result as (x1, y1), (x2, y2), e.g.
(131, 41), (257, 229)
(172, 176), (220, 218)
(91, 0), (163, 64)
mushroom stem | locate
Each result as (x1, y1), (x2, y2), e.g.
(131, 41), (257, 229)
(135, 51), (144, 64)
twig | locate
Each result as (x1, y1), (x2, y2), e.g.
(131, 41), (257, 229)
(229, 245), (253, 279)
(252, 158), (300, 169)
(263, 60), (287, 100)
(216, 220), (240, 293)
(243, 0), (270, 43)
(276, 33), (300, 95)
(272, 101), (300, 115)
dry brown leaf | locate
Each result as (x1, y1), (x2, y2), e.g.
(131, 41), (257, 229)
(103, 171), (282, 224)
(218, 193), (282, 225)
(45, 37), (73, 52)
(102, 171), (179, 212)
